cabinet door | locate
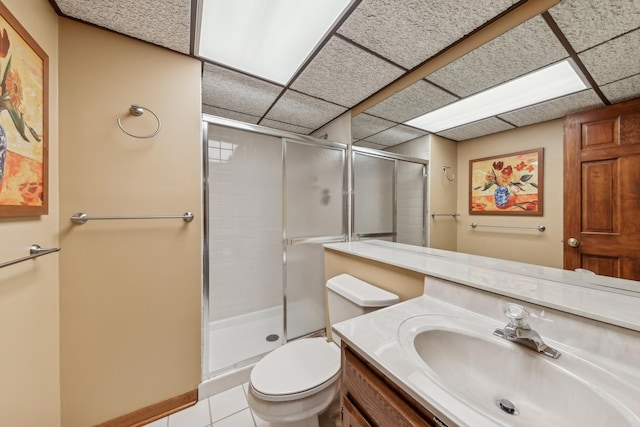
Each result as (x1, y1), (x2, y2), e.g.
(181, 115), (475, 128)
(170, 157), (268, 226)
(341, 395), (372, 427)
(342, 347), (437, 427)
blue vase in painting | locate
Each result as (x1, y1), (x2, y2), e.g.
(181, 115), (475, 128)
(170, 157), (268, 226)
(0, 125), (6, 188)
(494, 186), (510, 208)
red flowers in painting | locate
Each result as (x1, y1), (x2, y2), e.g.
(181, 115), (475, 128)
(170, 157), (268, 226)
(5, 70), (22, 107)
(0, 29), (9, 58)
(0, 26), (40, 143)
(475, 158), (537, 192)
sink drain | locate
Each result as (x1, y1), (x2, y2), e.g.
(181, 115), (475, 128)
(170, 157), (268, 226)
(266, 334), (280, 342)
(496, 398), (519, 415)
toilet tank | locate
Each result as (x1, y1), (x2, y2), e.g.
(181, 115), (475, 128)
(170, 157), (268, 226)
(326, 274), (400, 341)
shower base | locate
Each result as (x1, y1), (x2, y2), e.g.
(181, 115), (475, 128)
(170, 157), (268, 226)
(209, 305), (283, 376)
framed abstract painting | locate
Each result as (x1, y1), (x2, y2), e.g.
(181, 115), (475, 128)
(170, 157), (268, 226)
(0, 1), (48, 216)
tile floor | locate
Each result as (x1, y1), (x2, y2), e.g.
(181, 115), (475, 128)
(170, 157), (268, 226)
(145, 384), (267, 427)
(145, 383), (339, 427)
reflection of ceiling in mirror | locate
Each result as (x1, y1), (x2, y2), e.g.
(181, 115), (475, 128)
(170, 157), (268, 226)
(352, 3), (640, 146)
(52, 0), (640, 143)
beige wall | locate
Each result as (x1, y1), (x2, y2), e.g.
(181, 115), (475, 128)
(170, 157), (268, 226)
(312, 111), (352, 145)
(59, 19), (202, 426)
(324, 249), (424, 339)
(428, 134), (458, 251)
(0, 1), (60, 426)
(456, 119), (564, 268)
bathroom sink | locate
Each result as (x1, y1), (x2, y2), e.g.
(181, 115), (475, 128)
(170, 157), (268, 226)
(398, 314), (640, 426)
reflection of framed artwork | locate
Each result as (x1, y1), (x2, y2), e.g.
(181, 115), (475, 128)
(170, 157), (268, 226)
(469, 148), (543, 216)
(0, 2), (48, 216)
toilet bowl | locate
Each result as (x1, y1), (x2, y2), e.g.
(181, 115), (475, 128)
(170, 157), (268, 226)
(247, 274), (399, 426)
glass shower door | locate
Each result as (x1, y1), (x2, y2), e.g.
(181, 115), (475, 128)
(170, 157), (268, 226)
(283, 139), (346, 340)
(352, 152), (396, 241)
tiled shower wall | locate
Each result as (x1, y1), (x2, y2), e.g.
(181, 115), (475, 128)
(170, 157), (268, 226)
(386, 136), (430, 246)
(207, 125), (284, 321)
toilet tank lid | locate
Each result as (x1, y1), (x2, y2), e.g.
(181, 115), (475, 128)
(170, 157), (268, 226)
(326, 274), (400, 307)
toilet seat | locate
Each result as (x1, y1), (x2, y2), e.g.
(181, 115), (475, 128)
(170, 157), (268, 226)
(250, 337), (340, 402)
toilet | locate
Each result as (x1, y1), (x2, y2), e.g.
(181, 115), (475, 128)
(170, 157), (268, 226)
(247, 274), (400, 426)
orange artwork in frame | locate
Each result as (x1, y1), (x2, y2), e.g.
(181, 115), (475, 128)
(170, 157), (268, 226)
(0, 1), (48, 216)
(469, 148), (543, 216)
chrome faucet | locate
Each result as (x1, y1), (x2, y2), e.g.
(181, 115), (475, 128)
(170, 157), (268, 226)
(493, 303), (561, 359)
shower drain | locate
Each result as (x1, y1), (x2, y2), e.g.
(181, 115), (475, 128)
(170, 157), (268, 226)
(266, 334), (280, 342)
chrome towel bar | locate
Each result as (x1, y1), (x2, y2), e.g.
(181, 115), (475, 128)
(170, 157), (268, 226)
(0, 245), (60, 269)
(70, 212), (194, 225)
(471, 223), (545, 232)
(431, 212), (460, 218)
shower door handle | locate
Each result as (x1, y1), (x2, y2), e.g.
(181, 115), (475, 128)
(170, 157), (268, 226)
(285, 235), (346, 246)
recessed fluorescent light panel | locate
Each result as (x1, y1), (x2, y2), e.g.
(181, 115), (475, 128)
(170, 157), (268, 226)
(405, 59), (589, 133)
(198, 0), (353, 85)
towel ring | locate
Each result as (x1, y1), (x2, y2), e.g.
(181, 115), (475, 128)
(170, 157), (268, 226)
(117, 104), (161, 139)
(443, 166), (455, 182)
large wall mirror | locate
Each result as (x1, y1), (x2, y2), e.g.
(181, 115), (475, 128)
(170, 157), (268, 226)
(349, 1), (640, 290)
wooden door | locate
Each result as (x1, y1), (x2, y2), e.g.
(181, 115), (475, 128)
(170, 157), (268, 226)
(564, 97), (640, 280)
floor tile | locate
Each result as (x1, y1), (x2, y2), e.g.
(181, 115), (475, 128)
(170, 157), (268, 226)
(209, 385), (248, 422)
(213, 408), (255, 427)
(168, 399), (211, 427)
(251, 411), (269, 427)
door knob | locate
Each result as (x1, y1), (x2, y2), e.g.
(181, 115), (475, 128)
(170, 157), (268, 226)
(567, 237), (580, 248)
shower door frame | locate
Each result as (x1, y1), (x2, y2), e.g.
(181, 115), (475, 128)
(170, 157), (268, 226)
(201, 115), (348, 380)
(351, 145), (429, 247)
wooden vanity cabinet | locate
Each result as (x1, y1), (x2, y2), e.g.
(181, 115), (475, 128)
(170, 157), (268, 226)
(340, 344), (448, 427)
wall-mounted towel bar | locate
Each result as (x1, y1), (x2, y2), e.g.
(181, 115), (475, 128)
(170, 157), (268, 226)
(70, 212), (194, 225)
(470, 223), (545, 232)
(0, 245), (60, 269)
(431, 213), (460, 218)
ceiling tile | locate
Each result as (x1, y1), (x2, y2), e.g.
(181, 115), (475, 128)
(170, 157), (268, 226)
(427, 16), (568, 98)
(202, 63), (283, 117)
(600, 74), (640, 104)
(498, 90), (604, 127)
(290, 37), (404, 107)
(264, 90), (347, 130)
(578, 29), (640, 86)
(364, 80), (458, 123)
(202, 105), (260, 124)
(259, 119), (314, 135)
(55, 0), (191, 53)
(351, 114), (396, 140)
(337, 0), (519, 69)
(548, 0), (640, 53)
(364, 125), (427, 146)
(437, 117), (514, 141)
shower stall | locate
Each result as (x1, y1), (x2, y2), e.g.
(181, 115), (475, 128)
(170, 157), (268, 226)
(202, 116), (427, 387)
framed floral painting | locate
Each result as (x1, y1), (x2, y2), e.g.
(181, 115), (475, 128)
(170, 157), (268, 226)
(469, 148), (543, 216)
(0, 2), (48, 216)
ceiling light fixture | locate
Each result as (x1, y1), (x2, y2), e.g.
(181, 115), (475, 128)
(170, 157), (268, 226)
(405, 59), (589, 133)
(197, 0), (354, 85)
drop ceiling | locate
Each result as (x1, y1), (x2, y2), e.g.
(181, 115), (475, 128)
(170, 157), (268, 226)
(51, 0), (640, 146)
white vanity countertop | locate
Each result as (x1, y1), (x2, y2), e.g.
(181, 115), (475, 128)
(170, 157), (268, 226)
(324, 240), (640, 332)
(332, 295), (640, 427)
